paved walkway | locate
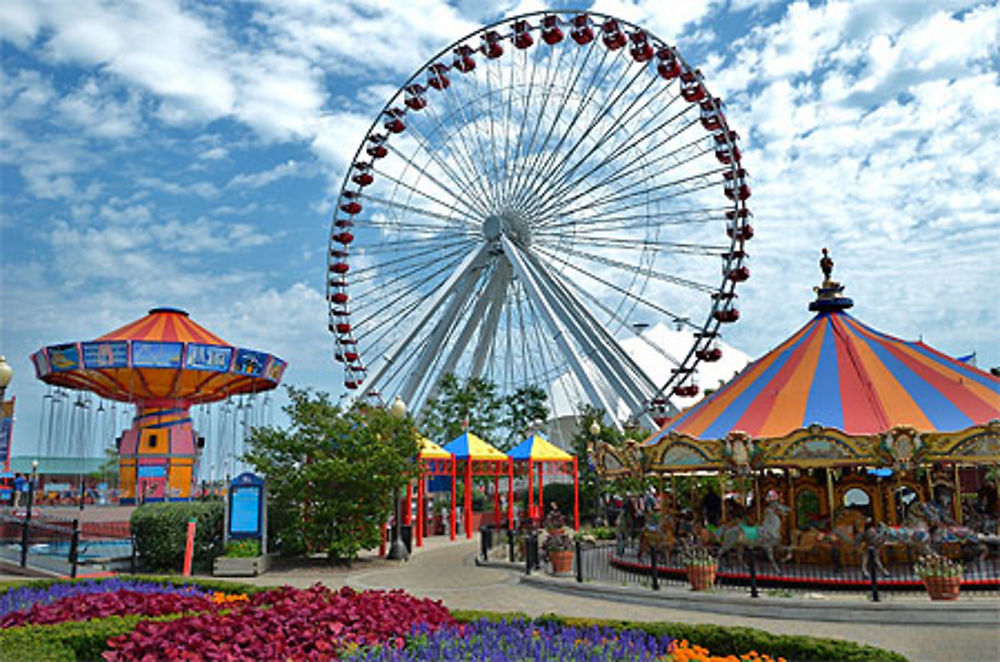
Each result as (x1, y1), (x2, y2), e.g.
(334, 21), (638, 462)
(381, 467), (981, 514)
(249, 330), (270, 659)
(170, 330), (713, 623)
(239, 537), (1000, 662)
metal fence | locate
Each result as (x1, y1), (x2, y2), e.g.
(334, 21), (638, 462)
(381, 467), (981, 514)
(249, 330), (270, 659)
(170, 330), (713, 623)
(480, 527), (1000, 600)
(0, 508), (134, 577)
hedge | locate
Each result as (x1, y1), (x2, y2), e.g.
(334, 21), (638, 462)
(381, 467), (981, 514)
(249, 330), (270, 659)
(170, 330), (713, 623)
(130, 501), (224, 572)
(451, 611), (909, 662)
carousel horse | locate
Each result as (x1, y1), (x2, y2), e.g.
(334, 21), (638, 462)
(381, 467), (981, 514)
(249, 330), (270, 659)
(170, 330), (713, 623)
(916, 501), (993, 563)
(716, 501), (790, 573)
(788, 510), (864, 562)
(875, 503), (934, 558)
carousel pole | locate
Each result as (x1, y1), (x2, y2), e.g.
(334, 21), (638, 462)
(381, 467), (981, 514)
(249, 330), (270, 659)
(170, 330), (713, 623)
(450, 458), (456, 541)
(787, 469), (797, 531)
(826, 468), (837, 529)
(754, 470), (763, 523)
(953, 464), (963, 524)
(720, 471), (727, 523)
(572, 457), (580, 531)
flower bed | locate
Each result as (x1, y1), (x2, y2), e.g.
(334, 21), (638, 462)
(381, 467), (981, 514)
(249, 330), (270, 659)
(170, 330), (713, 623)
(0, 579), (908, 662)
(0, 578), (211, 623)
(104, 585), (455, 661)
(343, 619), (673, 661)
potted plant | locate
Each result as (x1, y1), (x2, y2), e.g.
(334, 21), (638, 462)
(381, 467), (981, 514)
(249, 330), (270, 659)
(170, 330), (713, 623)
(681, 546), (717, 591)
(915, 553), (962, 600)
(213, 539), (269, 577)
(543, 529), (574, 574)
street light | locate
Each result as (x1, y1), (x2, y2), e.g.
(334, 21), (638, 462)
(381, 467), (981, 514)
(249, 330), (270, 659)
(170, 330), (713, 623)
(387, 396), (409, 561)
(0, 355), (13, 401)
(588, 420), (604, 526)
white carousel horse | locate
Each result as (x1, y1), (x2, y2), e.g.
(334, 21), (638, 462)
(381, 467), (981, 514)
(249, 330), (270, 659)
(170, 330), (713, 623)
(716, 501), (790, 573)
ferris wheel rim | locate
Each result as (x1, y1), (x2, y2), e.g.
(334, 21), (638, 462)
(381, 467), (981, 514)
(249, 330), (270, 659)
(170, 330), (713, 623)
(327, 9), (752, 425)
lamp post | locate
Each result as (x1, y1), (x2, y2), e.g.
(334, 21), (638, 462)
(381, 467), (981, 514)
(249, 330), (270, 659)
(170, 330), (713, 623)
(387, 396), (410, 561)
(0, 356), (12, 473)
(19, 460), (38, 567)
(0, 356), (12, 401)
(588, 420), (604, 526)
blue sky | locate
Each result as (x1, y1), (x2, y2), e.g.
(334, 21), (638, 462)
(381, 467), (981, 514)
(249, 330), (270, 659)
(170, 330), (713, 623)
(2, 0), (998, 460)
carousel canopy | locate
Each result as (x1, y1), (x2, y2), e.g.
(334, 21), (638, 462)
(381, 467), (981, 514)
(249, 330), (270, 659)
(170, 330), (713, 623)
(31, 307), (286, 404)
(507, 433), (574, 462)
(647, 254), (1000, 445)
(418, 436), (452, 460)
(442, 431), (507, 461)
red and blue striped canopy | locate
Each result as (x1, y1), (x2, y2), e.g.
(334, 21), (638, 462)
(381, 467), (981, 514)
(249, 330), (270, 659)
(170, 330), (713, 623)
(648, 310), (1000, 443)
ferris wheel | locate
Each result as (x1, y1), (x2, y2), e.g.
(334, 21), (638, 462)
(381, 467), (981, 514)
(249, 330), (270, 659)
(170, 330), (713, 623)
(327, 11), (752, 429)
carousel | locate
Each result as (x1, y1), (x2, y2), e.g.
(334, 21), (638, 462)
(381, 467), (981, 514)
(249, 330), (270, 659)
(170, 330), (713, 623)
(593, 250), (1000, 582)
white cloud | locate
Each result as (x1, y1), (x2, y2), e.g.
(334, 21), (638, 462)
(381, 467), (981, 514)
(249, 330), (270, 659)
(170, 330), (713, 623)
(227, 160), (301, 189)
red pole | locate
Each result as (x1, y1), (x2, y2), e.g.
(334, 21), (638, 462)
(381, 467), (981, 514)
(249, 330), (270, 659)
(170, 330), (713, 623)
(182, 517), (196, 577)
(404, 480), (412, 526)
(507, 458), (514, 530)
(416, 468), (424, 547)
(493, 473), (500, 526)
(538, 463), (545, 517)
(450, 459), (456, 541)
(527, 459), (534, 520)
(464, 458), (473, 539)
(573, 457), (580, 531)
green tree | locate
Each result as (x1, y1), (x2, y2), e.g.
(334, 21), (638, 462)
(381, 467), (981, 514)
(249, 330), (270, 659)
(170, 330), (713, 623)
(243, 387), (418, 562)
(501, 385), (549, 450)
(420, 373), (503, 443)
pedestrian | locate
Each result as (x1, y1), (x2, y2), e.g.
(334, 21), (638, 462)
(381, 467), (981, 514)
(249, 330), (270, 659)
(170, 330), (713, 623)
(13, 473), (26, 508)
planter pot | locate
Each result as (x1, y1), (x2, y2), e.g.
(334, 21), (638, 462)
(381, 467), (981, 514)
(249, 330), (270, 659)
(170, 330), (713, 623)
(549, 549), (574, 574)
(213, 554), (271, 577)
(923, 575), (961, 601)
(686, 564), (717, 591)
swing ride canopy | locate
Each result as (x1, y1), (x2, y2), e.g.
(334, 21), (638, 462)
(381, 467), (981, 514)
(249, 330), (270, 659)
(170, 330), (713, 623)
(628, 252), (1000, 474)
(30, 307), (286, 404)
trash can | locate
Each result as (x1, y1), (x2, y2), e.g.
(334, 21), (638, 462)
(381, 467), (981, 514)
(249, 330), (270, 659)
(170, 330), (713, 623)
(400, 524), (413, 554)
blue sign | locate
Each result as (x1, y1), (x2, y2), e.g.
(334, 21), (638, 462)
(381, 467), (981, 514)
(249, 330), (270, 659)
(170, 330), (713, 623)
(132, 341), (183, 368)
(47, 344), (80, 372)
(82, 341), (129, 368)
(137, 465), (166, 478)
(233, 349), (268, 377)
(228, 472), (264, 538)
(185, 343), (233, 372)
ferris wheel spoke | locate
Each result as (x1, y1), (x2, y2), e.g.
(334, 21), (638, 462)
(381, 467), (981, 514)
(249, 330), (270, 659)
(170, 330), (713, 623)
(531, 242), (718, 292)
(549, 168), (726, 222)
(531, 244), (704, 330)
(537, 205), (725, 234)
(351, 234), (472, 255)
(505, 39), (572, 209)
(382, 141), (490, 222)
(369, 165), (482, 224)
(515, 240), (657, 417)
(513, 45), (629, 213)
(560, 275), (684, 368)
(509, 35), (606, 212)
(350, 256), (470, 323)
(529, 76), (682, 215)
(396, 104), (497, 217)
(349, 237), (477, 281)
(536, 233), (727, 254)
(533, 121), (708, 224)
(499, 46), (538, 203)
(523, 60), (656, 217)
(425, 79), (500, 212)
(349, 245), (474, 301)
(360, 244), (490, 394)
(532, 117), (705, 222)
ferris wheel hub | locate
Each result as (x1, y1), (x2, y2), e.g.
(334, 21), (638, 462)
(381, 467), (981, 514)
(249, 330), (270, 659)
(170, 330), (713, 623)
(483, 210), (531, 246)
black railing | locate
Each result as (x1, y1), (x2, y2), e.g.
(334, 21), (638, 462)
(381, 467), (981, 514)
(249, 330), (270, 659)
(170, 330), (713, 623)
(0, 509), (133, 577)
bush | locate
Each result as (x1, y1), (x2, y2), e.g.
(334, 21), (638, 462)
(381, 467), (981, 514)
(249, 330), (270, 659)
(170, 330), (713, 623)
(130, 501), (224, 572)
(0, 613), (186, 662)
(450, 612), (909, 662)
(224, 539), (261, 558)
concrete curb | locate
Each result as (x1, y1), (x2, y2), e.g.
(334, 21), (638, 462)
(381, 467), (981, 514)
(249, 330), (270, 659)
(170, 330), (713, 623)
(520, 574), (1000, 627)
